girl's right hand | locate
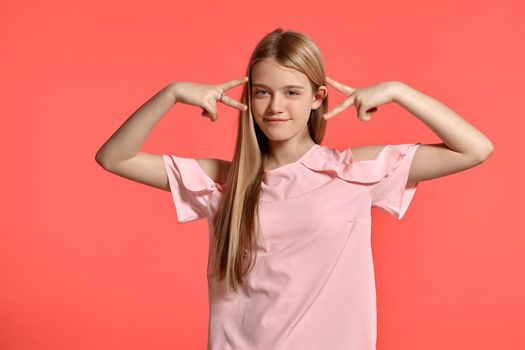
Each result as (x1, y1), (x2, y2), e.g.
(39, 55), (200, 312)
(171, 77), (249, 121)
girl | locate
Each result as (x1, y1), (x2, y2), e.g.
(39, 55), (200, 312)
(95, 28), (494, 350)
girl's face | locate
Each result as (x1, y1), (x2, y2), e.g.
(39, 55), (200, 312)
(250, 58), (326, 143)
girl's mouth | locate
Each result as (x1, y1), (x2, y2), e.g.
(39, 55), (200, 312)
(264, 118), (290, 124)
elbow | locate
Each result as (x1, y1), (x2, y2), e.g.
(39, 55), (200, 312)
(483, 140), (495, 160)
(475, 142), (495, 163)
(95, 151), (108, 169)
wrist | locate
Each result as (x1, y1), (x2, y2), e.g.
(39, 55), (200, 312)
(390, 81), (409, 104)
(164, 82), (179, 104)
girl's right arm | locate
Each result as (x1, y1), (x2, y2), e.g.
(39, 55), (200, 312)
(95, 77), (248, 191)
(95, 83), (180, 191)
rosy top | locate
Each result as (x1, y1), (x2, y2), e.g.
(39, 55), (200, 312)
(162, 142), (421, 350)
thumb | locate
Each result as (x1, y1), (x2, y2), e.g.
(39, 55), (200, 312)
(201, 109), (216, 121)
(357, 101), (369, 120)
(354, 100), (371, 121)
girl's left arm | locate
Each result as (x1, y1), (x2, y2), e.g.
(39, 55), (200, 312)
(391, 81), (494, 183)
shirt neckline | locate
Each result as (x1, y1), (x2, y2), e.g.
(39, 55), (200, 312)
(263, 143), (321, 175)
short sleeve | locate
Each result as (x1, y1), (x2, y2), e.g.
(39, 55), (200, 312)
(368, 143), (421, 220)
(162, 154), (222, 224)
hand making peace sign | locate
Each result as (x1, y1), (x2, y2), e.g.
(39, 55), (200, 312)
(171, 76), (249, 121)
(322, 77), (399, 122)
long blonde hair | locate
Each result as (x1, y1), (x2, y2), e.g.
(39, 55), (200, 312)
(209, 28), (330, 294)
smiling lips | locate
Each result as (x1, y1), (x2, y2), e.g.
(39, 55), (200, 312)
(265, 118), (290, 122)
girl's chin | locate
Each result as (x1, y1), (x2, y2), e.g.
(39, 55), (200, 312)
(263, 131), (296, 141)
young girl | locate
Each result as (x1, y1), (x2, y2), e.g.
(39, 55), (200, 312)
(95, 28), (494, 350)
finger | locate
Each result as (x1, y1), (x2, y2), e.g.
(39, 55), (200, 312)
(219, 94), (248, 111)
(363, 107), (377, 121)
(202, 110), (215, 121)
(357, 104), (376, 121)
(203, 101), (217, 120)
(357, 101), (367, 120)
(323, 97), (355, 120)
(201, 109), (214, 121)
(217, 76), (249, 91)
(325, 76), (355, 95)
(358, 104), (378, 120)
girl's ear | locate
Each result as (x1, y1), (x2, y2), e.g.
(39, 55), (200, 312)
(311, 86), (328, 110)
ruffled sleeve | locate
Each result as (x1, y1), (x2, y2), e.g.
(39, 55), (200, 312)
(162, 154), (223, 224)
(300, 143), (421, 220)
(357, 143), (421, 220)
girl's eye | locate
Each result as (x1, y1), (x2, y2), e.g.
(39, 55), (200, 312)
(254, 90), (300, 96)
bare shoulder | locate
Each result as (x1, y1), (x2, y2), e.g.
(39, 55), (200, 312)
(349, 144), (387, 162)
(195, 158), (231, 185)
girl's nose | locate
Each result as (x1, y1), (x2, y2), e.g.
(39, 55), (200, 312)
(268, 95), (285, 114)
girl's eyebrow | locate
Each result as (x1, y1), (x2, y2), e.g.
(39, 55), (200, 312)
(252, 83), (305, 90)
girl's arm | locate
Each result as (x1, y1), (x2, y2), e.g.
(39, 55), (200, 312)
(323, 77), (494, 183)
(94, 84), (179, 191)
(391, 81), (494, 182)
(95, 77), (248, 190)
(95, 83), (177, 167)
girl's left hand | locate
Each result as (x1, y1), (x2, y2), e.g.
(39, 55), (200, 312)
(322, 77), (399, 121)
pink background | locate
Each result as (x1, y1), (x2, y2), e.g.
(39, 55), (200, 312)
(1, 0), (522, 349)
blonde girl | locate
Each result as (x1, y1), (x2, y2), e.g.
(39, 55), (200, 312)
(96, 28), (493, 350)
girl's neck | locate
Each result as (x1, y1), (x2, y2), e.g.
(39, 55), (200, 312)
(263, 139), (316, 171)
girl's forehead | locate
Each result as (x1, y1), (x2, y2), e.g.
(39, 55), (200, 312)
(251, 62), (308, 85)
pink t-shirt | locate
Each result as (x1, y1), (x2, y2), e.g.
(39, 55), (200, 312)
(162, 142), (421, 350)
